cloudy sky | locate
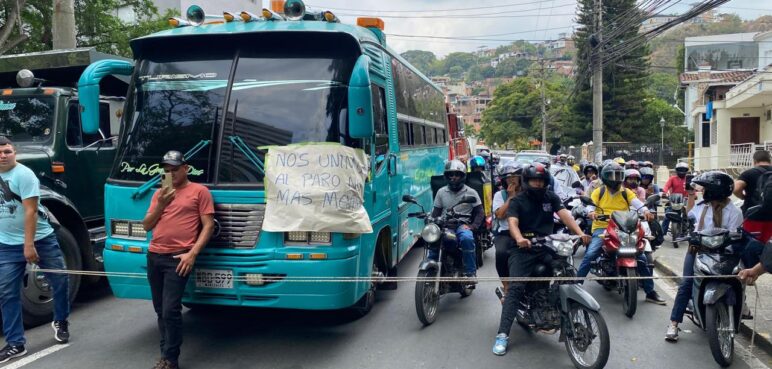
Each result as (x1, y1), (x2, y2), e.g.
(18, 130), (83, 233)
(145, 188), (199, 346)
(298, 0), (771, 56)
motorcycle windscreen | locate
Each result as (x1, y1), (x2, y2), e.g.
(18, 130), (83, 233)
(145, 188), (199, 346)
(611, 210), (639, 233)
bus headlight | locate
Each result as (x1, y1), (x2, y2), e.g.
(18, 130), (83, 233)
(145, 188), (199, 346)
(110, 219), (147, 240)
(421, 224), (441, 243)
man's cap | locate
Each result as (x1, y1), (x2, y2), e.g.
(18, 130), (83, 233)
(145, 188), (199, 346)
(161, 150), (186, 166)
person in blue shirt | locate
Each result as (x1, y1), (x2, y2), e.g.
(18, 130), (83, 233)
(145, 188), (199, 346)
(0, 137), (70, 364)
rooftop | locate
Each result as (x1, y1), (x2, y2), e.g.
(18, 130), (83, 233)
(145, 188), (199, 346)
(684, 32), (759, 46)
(679, 70), (755, 85)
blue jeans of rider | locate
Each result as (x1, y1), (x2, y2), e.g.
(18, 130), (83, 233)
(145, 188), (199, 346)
(0, 233), (69, 346)
(428, 225), (477, 275)
(577, 229), (655, 294)
(661, 206), (672, 235)
(670, 238), (764, 323)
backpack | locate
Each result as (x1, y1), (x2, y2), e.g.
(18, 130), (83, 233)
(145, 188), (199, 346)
(749, 167), (772, 220)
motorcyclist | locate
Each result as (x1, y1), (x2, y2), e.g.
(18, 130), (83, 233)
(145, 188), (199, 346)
(661, 162), (690, 236)
(640, 167), (660, 198)
(624, 169), (646, 201)
(557, 154), (568, 166)
(492, 163), (591, 356)
(470, 155), (487, 177)
(534, 157), (571, 201)
(640, 161), (654, 169)
(581, 163), (600, 195)
(665, 171), (764, 342)
(625, 160), (639, 170)
(568, 155), (580, 174)
(551, 155), (582, 196)
(431, 160), (483, 283)
(492, 163), (524, 303)
(576, 163), (667, 305)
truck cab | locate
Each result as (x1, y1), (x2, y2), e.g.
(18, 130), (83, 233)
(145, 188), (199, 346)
(0, 48), (129, 325)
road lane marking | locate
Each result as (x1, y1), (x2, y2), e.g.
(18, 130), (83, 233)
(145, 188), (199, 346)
(1, 344), (69, 369)
(654, 273), (770, 369)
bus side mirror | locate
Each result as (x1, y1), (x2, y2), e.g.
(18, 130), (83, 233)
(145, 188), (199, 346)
(347, 54), (374, 139)
(78, 59), (134, 134)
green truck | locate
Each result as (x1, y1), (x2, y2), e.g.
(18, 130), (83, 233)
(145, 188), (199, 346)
(0, 48), (128, 325)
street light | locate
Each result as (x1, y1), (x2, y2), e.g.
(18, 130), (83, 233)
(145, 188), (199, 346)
(659, 117), (666, 166)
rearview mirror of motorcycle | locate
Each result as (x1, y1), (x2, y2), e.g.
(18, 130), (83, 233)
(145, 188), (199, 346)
(645, 194), (661, 208)
(745, 205), (762, 220)
(402, 194), (418, 204)
(460, 196), (477, 204)
(579, 196), (595, 206)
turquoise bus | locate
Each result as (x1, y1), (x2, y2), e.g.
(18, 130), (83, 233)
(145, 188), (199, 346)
(78, 2), (449, 315)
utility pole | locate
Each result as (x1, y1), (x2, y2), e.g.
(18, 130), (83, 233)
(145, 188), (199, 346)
(540, 58), (547, 152)
(591, 0), (603, 163)
(52, 0), (77, 49)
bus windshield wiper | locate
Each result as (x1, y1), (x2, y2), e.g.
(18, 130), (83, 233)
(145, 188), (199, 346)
(131, 139), (212, 199)
(228, 135), (265, 175)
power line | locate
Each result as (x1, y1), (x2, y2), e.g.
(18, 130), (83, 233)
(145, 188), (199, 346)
(337, 12), (577, 19)
(307, 0), (575, 13)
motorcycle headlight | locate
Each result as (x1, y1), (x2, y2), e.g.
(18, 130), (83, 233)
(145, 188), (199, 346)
(553, 240), (573, 257)
(671, 203), (683, 211)
(617, 231), (638, 247)
(700, 234), (726, 249)
(421, 224), (441, 243)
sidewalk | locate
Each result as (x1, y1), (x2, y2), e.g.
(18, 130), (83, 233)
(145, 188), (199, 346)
(653, 238), (772, 354)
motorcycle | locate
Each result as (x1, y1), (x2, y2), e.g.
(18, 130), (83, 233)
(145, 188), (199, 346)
(403, 194), (477, 326)
(587, 195), (660, 318)
(515, 233), (610, 369)
(685, 228), (748, 367)
(664, 193), (691, 248)
(475, 216), (494, 268)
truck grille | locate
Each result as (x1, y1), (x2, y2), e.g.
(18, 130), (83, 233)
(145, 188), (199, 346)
(210, 204), (265, 249)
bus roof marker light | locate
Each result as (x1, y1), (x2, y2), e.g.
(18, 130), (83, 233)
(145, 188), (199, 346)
(223, 11), (239, 22)
(283, 0), (305, 21)
(186, 5), (206, 26)
(262, 8), (284, 21)
(240, 11), (260, 22)
(356, 17), (384, 31)
(322, 11), (339, 23)
(168, 17), (190, 28)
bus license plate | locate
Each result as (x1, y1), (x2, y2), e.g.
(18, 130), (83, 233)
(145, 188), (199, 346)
(195, 269), (234, 289)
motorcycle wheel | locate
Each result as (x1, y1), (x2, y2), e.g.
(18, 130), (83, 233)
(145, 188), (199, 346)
(476, 242), (484, 268)
(415, 269), (439, 326)
(622, 268), (638, 318)
(565, 303), (611, 369)
(706, 301), (734, 367)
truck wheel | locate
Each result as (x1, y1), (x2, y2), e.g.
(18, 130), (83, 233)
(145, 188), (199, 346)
(22, 228), (82, 327)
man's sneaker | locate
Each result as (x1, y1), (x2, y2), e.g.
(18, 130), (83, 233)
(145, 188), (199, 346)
(645, 291), (667, 305)
(665, 324), (679, 342)
(0, 344), (27, 363)
(52, 320), (70, 343)
(151, 358), (179, 369)
(492, 333), (509, 356)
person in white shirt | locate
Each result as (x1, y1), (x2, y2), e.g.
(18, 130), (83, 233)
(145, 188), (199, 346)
(492, 163), (524, 303)
(665, 171), (763, 342)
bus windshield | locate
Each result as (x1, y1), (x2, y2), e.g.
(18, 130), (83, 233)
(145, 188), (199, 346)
(111, 43), (356, 184)
(0, 96), (55, 144)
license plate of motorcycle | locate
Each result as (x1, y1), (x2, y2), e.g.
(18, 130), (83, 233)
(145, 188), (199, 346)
(195, 269), (234, 289)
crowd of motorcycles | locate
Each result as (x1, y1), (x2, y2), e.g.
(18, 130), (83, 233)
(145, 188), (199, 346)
(401, 160), (759, 369)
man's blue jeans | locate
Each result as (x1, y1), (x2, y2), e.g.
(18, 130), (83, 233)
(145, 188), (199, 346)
(0, 233), (69, 346)
(428, 225), (477, 275)
(661, 206), (672, 235)
(577, 229), (655, 293)
(670, 237), (764, 323)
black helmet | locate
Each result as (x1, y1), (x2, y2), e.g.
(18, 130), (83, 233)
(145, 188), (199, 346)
(534, 157), (551, 170)
(600, 162), (625, 191)
(583, 163), (599, 177)
(522, 163), (551, 198)
(444, 160), (467, 191)
(692, 171), (734, 202)
(675, 162), (689, 174)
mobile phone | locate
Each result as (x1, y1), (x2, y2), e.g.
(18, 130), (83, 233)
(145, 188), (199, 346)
(685, 174), (694, 190)
(162, 173), (173, 189)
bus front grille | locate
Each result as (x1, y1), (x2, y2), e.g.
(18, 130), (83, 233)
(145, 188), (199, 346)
(211, 204), (265, 249)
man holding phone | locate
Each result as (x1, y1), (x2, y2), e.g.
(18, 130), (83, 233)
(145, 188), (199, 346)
(142, 150), (215, 369)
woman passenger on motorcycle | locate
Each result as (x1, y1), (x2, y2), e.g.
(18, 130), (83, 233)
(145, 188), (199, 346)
(624, 169), (646, 201)
(492, 163), (591, 356)
(492, 163), (524, 303)
(665, 171), (764, 342)
(575, 163), (667, 305)
(639, 167), (660, 197)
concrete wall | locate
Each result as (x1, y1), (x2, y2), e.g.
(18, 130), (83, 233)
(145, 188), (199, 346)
(759, 36), (772, 69)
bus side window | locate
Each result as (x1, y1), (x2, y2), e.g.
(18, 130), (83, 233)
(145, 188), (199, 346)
(371, 85), (388, 162)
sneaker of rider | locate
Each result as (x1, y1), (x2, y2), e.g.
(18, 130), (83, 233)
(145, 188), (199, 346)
(465, 273), (478, 284)
(492, 333), (509, 356)
(0, 344), (27, 363)
(52, 320), (70, 343)
(665, 324), (679, 342)
(645, 291), (667, 305)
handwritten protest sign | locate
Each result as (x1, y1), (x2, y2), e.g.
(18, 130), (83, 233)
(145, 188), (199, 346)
(262, 143), (372, 233)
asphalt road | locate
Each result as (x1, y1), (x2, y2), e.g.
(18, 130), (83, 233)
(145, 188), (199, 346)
(3, 246), (771, 369)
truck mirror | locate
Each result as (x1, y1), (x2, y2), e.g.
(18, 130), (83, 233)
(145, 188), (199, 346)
(78, 59), (134, 134)
(347, 54), (374, 139)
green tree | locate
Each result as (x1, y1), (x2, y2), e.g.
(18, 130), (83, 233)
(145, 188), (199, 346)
(448, 65), (464, 80)
(647, 72), (679, 103)
(440, 52), (476, 75)
(401, 50), (437, 76)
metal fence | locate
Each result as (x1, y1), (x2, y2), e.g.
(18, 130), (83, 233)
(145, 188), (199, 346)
(566, 143), (689, 168)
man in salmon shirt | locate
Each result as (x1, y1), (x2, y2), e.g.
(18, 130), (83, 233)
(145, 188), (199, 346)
(142, 150), (215, 369)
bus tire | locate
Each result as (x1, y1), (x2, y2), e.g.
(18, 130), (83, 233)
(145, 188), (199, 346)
(22, 228), (82, 327)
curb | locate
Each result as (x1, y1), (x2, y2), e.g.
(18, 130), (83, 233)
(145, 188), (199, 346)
(654, 257), (772, 356)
